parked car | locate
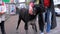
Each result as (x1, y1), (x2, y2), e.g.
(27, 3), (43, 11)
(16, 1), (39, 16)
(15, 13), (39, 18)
(54, 4), (60, 16)
(54, 7), (60, 15)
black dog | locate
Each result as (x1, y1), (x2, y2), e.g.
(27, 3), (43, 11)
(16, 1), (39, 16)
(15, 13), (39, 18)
(16, 4), (44, 34)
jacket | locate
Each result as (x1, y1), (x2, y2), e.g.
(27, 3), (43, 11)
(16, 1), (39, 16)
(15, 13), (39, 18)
(0, 2), (6, 23)
(39, 0), (57, 29)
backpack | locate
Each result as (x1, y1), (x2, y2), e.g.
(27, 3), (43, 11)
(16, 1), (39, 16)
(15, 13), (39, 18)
(44, 0), (50, 7)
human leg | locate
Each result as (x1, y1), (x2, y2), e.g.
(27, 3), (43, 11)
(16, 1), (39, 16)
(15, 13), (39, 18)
(0, 21), (6, 34)
(46, 9), (52, 33)
(38, 13), (45, 34)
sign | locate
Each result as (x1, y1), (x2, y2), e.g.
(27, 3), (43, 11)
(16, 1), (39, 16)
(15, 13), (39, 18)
(19, 0), (25, 2)
(0, 0), (2, 4)
(14, 0), (18, 3)
(10, 0), (14, 3)
(10, 4), (16, 14)
(6, 4), (10, 14)
(0, 6), (2, 12)
(54, 0), (60, 5)
(2, 0), (10, 3)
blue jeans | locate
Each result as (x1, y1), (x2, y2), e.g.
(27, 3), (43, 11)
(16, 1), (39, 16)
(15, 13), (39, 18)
(43, 8), (52, 33)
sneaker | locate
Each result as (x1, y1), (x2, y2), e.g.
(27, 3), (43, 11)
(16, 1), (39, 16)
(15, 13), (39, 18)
(45, 32), (50, 34)
(40, 32), (44, 34)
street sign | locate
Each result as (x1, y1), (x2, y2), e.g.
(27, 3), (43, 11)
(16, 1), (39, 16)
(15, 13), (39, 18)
(2, 0), (10, 3)
(54, 0), (60, 5)
(10, 0), (14, 3)
(10, 4), (16, 15)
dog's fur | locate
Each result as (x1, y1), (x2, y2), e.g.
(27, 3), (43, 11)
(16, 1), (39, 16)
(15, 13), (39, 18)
(16, 6), (38, 32)
(16, 4), (44, 34)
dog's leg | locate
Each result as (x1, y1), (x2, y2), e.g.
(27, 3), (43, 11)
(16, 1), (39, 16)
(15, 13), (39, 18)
(24, 22), (28, 34)
(31, 18), (37, 34)
(31, 24), (37, 34)
(16, 15), (21, 30)
(34, 24), (37, 32)
(31, 22), (37, 34)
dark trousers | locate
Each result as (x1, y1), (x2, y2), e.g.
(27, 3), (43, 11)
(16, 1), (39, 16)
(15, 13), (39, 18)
(38, 13), (45, 32)
(0, 21), (6, 34)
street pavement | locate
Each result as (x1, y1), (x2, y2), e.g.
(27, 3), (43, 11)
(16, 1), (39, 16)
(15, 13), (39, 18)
(0, 15), (60, 34)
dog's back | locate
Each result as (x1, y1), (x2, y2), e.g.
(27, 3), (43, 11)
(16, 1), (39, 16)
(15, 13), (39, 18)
(19, 8), (37, 22)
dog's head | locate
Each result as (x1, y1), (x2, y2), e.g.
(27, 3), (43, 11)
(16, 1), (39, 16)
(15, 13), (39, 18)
(32, 5), (41, 15)
(16, 5), (40, 15)
(32, 7), (37, 15)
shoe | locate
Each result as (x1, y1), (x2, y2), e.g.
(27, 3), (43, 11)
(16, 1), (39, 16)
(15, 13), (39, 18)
(40, 32), (44, 34)
(45, 32), (50, 34)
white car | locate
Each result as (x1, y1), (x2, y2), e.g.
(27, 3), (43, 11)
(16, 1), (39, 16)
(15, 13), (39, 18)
(54, 7), (60, 15)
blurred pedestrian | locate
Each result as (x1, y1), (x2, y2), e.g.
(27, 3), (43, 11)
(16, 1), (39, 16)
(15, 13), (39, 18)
(44, 0), (52, 34)
(38, 0), (56, 34)
(0, 0), (6, 34)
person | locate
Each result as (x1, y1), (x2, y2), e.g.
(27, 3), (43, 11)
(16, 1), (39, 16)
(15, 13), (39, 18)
(0, 1), (6, 34)
(29, 1), (34, 15)
(38, 0), (56, 34)
(44, 0), (52, 34)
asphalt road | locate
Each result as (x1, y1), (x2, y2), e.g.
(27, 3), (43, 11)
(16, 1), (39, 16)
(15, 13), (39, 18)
(0, 15), (60, 34)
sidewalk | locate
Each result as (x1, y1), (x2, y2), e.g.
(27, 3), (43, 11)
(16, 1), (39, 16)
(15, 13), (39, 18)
(0, 15), (60, 34)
